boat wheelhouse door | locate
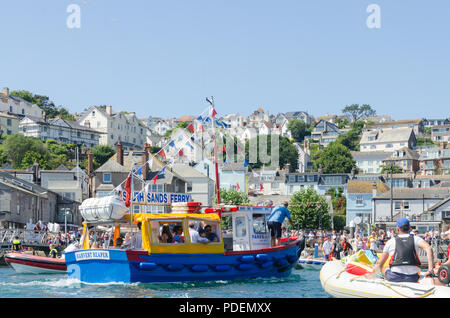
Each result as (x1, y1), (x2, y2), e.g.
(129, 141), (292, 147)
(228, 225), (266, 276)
(232, 212), (250, 251)
(249, 213), (271, 250)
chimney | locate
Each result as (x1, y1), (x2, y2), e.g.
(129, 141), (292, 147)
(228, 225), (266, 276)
(87, 150), (93, 198)
(142, 143), (150, 180)
(106, 105), (112, 116)
(32, 159), (40, 184)
(116, 141), (123, 166)
(2, 87), (9, 97)
(372, 181), (377, 198)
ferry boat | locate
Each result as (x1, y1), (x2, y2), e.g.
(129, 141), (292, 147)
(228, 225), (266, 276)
(65, 100), (305, 283)
(64, 202), (305, 284)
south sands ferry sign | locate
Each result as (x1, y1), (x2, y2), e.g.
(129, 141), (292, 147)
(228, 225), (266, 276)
(121, 191), (192, 206)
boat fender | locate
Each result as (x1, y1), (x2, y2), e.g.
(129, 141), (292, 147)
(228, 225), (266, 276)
(437, 265), (450, 285)
(255, 254), (269, 263)
(259, 261), (274, 269)
(213, 265), (232, 272)
(239, 255), (255, 264)
(236, 263), (253, 271)
(139, 262), (157, 271)
(190, 265), (209, 272)
(286, 254), (297, 263)
(166, 264), (184, 272)
(275, 259), (289, 268)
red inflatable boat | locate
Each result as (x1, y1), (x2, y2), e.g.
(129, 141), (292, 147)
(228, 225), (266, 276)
(4, 252), (67, 274)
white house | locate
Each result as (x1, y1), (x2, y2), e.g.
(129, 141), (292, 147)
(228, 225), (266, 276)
(359, 128), (416, 152)
(0, 87), (43, 118)
(78, 106), (147, 149)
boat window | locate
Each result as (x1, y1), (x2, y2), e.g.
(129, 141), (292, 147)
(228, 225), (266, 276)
(252, 214), (267, 235)
(149, 220), (186, 244)
(188, 218), (221, 243)
(235, 216), (247, 237)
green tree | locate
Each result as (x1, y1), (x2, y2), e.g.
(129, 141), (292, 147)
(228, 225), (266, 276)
(93, 145), (115, 167)
(342, 104), (376, 122)
(245, 135), (298, 171)
(10, 90), (76, 121)
(2, 134), (48, 168)
(218, 188), (250, 205)
(333, 215), (346, 232)
(380, 164), (403, 174)
(165, 121), (189, 137)
(289, 188), (331, 229)
(287, 119), (311, 142)
(20, 150), (51, 170)
(312, 142), (356, 173)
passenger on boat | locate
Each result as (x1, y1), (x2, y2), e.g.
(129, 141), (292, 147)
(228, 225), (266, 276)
(131, 222), (143, 249)
(158, 224), (174, 243)
(267, 201), (293, 247)
(115, 237), (123, 248)
(122, 233), (132, 249)
(12, 236), (22, 252)
(49, 244), (58, 258)
(172, 225), (185, 243)
(370, 218), (435, 283)
(204, 225), (219, 242)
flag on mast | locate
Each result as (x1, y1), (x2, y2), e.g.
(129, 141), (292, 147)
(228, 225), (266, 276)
(124, 174), (132, 208)
(158, 149), (166, 159)
(236, 183), (240, 191)
(187, 123), (195, 132)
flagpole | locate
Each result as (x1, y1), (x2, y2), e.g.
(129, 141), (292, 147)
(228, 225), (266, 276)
(209, 96), (221, 205)
(130, 169), (134, 234)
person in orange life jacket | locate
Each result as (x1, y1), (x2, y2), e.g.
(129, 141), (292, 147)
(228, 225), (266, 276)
(369, 218), (434, 283)
(340, 237), (353, 257)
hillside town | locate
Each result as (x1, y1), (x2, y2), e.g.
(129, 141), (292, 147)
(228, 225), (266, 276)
(0, 86), (449, 237)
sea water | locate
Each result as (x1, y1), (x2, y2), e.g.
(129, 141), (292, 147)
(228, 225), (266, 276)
(0, 265), (329, 298)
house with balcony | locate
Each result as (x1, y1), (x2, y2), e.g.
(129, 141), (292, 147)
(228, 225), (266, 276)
(431, 125), (450, 143)
(283, 111), (315, 125)
(382, 147), (420, 173)
(284, 172), (350, 196)
(418, 145), (450, 175)
(19, 116), (102, 147)
(310, 120), (341, 147)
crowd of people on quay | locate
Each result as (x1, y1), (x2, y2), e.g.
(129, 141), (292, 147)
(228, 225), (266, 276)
(281, 225), (450, 262)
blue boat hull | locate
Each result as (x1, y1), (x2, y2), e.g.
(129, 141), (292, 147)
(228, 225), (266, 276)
(65, 240), (303, 283)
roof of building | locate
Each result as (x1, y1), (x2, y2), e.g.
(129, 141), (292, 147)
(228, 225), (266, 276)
(373, 188), (450, 200)
(360, 127), (415, 144)
(171, 164), (210, 179)
(347, 180), (389, 194)
(351, 151), (391, 160)
(383, 147), (420, 161)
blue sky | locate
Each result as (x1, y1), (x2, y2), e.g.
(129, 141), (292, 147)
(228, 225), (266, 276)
(1, 0), (450, 120)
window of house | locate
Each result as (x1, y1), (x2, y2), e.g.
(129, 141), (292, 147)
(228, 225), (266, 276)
(187, 183), (193, 192)
(22, 109), (25, 115)
(403, 201), (410, 210)
(9, 106), (13, 112)
(289, 175), (296, 182)
(385, 144), (393, 148)
(6, 119), (11, 126)
(103, 173), (112, 183)
(356, 195), (363, 206)
(395, 201), (401, 210)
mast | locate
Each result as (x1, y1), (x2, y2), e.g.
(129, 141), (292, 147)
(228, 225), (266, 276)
(210, 96), (221, 205)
